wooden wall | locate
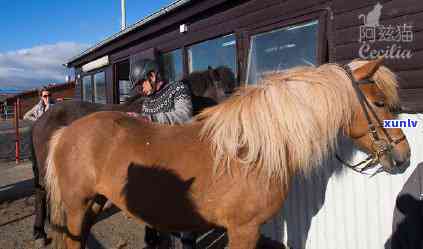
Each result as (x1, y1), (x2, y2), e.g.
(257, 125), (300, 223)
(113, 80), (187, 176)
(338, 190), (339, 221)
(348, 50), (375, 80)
(72, 0), (423, 111)
(331, 0), (423, 112)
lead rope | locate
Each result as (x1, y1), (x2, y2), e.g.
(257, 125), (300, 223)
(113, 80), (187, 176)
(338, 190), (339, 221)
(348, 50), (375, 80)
(335, 153), (375, 174)
(335, 65), (391, 174)
(335, 66), (379, 173)
(204, 232), (227, 249)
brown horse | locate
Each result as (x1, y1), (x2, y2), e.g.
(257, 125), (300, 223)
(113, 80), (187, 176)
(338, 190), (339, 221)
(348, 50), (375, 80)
(30, 67), (229, 245)
(30, 95), (144, 243)
(45, 59), (410, 249)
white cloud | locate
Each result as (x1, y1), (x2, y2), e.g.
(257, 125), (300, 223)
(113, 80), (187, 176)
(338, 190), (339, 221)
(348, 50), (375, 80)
(0, 42), (89, 90)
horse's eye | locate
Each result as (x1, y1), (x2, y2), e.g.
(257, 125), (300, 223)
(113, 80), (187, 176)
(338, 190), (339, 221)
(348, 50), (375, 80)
(374, 100), (385, 107)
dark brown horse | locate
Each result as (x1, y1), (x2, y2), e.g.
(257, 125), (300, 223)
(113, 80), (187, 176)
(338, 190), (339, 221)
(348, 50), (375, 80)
(30, 67), (233, 245)
(45, 59), (410, 249)
(30, 96), (144, 241)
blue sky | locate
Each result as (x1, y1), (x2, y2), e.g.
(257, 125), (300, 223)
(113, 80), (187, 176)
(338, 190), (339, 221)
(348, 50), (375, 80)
(0, 0), (174, 91)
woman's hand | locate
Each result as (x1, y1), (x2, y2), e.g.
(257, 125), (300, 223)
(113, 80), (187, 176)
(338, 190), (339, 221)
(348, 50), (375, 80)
(127, 112), (151, 123)
(126, 112), (139, 118)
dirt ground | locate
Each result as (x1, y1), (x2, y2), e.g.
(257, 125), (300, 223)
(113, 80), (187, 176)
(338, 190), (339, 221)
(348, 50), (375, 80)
(0, 161), (284, 249)
(0, 161), (147, 249)
(0, 161), (235, 249)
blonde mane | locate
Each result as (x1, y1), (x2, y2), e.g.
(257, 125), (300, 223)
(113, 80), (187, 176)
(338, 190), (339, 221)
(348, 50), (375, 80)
(196, 62), (400, 184)
(348, 60), (399, 108)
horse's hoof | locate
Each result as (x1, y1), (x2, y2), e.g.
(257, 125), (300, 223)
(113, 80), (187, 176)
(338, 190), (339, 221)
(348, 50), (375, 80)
(142, 246), (157, 249)
(34, 238), (46, 249)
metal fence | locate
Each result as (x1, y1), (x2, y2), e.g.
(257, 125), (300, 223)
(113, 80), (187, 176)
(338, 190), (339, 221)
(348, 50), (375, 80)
(1, 104), (15, 120)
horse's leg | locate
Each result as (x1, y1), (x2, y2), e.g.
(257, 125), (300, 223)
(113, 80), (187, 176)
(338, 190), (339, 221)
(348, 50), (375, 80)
(227, 224), (260, 249)
(83, 195), (108, 235)
(33, 187), (48, 245)
(89, 195), (108, 221)
(30, 138), (48, 246)
(64, 195), (108, 249)
(64, 201), (92, 249)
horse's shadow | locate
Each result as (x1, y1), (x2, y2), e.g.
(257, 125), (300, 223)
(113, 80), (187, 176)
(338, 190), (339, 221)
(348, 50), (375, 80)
(122, 163), (211, 232)
(122, 164), (289, 249)
(261, 137), (356, 248)
(0, 179), (33, 204)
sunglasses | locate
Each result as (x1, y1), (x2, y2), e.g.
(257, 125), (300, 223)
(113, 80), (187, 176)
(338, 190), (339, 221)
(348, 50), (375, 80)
(42, 94), (51, 98)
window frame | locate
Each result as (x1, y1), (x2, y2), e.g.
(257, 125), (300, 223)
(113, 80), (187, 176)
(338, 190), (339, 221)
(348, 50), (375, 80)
(93, 71), (107, 104)
(113, 58), (131, 104)
(81, 75), (93, 102)
(241, 11), (328, 84)
(184, 33), (238, 78)
(160, 48), (184, 83)
(154, 33), (241, 92)
(80, 67), (107, 103)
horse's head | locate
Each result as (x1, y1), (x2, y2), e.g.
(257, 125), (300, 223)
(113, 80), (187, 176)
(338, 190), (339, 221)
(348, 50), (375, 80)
(345, 58), (411, 173)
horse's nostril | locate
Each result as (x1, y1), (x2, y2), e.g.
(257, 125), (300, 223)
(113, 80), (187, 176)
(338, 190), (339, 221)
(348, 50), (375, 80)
(395, 157), (410, 168)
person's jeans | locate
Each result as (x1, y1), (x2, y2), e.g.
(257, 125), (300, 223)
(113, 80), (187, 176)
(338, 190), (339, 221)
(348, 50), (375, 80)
(144, 226), (160, 247)
(144, 226), (196, 249)
(181, 232), (196, 249)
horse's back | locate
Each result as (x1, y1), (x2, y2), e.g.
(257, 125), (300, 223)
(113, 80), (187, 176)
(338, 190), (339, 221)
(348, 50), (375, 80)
(32, 102), (101, 165)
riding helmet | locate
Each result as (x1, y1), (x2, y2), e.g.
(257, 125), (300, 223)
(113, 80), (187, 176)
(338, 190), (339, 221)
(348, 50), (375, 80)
(129, 58), (160, 88)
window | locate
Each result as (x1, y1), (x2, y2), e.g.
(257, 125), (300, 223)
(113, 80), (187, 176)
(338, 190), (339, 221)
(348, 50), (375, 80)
(188, 34), (237, 75)
(82, 76), (93, 102)
(161, 49), (183, 83)
(187, 34), (238, 97)
(94, 72), (106, 104)
(116, 60), (131, 104)
(82, 71), (106, 103)
(119, 81), (132, 103)
(247, 20), (319, 84)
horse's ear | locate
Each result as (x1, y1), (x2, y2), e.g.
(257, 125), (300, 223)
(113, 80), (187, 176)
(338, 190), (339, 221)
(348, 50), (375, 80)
(352, 57), (384, 80)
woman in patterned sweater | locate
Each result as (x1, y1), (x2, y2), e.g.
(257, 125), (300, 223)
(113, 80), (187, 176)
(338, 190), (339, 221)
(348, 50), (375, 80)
(129, 58), (196, 249)
(128, 58), (192, 125)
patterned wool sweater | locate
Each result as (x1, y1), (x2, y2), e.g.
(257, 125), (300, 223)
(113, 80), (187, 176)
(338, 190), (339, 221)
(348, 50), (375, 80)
(141, 81), (193, 125)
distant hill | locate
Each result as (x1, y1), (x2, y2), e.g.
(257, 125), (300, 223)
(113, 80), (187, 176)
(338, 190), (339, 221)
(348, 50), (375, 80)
(0, 87), (23, 94)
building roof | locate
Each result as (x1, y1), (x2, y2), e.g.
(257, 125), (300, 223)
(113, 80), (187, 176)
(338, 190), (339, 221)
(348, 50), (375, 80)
(65, 0), (193, 67)
(0, 94), (14, 103)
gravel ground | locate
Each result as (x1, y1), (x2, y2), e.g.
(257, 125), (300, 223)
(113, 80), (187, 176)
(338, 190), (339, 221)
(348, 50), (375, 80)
(0, 162), (147, 249)
(0, 162), (285, 249)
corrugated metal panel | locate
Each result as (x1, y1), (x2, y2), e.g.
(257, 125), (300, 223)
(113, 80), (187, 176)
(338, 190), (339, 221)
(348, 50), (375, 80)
(262, 113), (423, 249)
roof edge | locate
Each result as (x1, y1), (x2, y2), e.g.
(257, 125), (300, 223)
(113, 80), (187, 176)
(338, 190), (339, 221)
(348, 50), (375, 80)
(65, 0), (192, 67)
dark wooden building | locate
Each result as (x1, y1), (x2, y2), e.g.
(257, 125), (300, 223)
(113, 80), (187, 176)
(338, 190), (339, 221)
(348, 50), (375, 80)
(66, 0), (423, 112)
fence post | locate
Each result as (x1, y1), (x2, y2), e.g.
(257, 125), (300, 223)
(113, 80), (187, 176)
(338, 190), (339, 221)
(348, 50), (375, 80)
(14, 98), (20, 164)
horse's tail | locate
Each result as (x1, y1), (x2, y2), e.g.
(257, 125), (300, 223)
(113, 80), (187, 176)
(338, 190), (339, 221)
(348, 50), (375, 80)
(45, 127), (67, 249)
